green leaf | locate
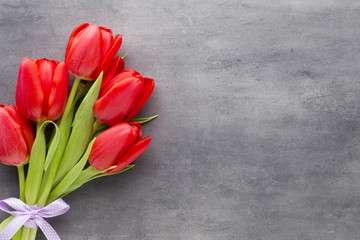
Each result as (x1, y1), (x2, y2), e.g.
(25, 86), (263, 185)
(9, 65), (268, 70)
(57, 165), (115, 197)
(130, 114), (158, 124)
(38, 92), (80, 207)
(48, 166), (99, 203)
(52, 165), (135, 202)
(84, 165), (134, 183)
(25, 121), (57, 205)
(104, 164), (135, 177)
(54, 72), (103, 186)
(44, 123), (60, 171)
(47, 138), (96, 203)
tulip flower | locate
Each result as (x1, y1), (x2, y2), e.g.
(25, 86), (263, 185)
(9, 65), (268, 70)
(93, 69), (155, 125)
(65, 23), (123, 80)
(89, 122), (151, 174)
(16, 58), (69, 121)
(0, 105), (35, 166)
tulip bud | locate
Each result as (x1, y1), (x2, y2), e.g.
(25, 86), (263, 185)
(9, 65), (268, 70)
(93, 69), (155, 125)
(65, 23), (123, 80)
(0, 105), (35, 166)
(16, 58), (69, 121)
(88, 122), (151, 174)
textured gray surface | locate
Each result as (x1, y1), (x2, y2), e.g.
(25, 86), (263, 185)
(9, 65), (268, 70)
(1, 0), (360, 239)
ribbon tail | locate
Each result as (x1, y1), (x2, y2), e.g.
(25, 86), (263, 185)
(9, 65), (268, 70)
(35, 217), (61, 240)
(0, 215), (31, 240)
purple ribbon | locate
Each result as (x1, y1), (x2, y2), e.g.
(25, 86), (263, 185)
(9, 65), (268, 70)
(0, 198), (70, 240)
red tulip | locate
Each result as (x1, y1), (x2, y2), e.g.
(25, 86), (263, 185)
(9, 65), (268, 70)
(65, 23), (123, 80)
(93, 69), (155, 125)
(0, 105), (35, 166)
(16, 58), (69, 121)
(89, 122), (151, 174)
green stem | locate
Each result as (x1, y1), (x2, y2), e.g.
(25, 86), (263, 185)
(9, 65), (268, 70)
(122, 54), (128, 59)
(17, 165), (25, 201)
(36, 120), (43, 134)
(21, 227), (30, 240)
(93, 119), (102, 134)
(15, 164), (25, 240)
(60, 77), (81, 126)
(28, 229), (37, 240)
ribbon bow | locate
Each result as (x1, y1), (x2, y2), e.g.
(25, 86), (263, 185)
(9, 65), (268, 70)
(0, 198), (70, 240)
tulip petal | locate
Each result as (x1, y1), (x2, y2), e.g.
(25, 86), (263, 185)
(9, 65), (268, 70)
(116, 57), (125, 72)
(99, 26), (113, 34)
(94, 34), (122, 79)
(4, 105), (34, 154)
(106, 136), (152, 174)
(66, 25), (102, 79)
(124, 78), (155, 122)
(101, 56), (124, 89)
(137, 127), (143, 141)
(129, 121), (141, 129)
(89, 123), (140, 171)
(99, 27), (114, 60)
(65, 23), (89, 59)
(36, 59), (57, 119)
(100, 69), (139, 95)
(0, 108), (28, 166)
(16, 58), (43, 120)
(94, 76), (144, 125)
(46, 62), (69, 120)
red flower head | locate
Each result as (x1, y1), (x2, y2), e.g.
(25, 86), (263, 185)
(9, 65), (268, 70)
(65, 23), (123, 80)
(0, 105), (35, 166)
(94, 69), (154, 125)
(89, 122), (151, 174)
(16, 58), (69, 121)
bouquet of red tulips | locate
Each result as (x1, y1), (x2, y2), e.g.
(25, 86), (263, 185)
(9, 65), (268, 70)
(0, 23), (156, 240)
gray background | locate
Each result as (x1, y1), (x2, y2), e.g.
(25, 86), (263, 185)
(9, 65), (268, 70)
(0, 0), (360, 239)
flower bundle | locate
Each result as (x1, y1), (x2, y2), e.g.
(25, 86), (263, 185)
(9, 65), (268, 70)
(0, 23), (156, 240)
